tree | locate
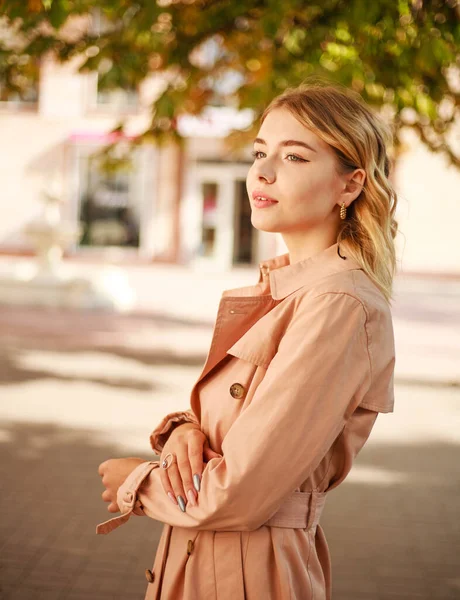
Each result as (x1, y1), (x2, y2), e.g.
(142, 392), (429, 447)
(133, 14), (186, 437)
(1, 0), (459, 166)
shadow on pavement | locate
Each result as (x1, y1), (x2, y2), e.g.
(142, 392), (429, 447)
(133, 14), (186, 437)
(0, 346), (163, 390)
(0, 420), (161, 600)
(0, 420), (458, 600)
(0, 305), (209, 389)
(0, 344), (206, 388)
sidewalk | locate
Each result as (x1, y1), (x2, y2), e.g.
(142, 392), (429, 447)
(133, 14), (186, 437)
(1, 255), (458, 386)
(0, 258), (459, 600)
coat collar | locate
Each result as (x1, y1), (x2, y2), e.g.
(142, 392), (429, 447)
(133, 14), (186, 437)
(259, 242), (362, 300)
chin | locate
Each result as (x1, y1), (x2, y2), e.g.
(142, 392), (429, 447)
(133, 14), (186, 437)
(250, 215), (281, 233)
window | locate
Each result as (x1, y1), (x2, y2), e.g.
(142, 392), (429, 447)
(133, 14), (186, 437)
(78, 154), (140, 248)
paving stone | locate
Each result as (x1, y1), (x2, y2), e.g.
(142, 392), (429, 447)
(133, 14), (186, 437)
(0, 270), (459, 600)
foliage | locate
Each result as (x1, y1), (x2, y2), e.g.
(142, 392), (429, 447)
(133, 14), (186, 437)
(0, 0), (459, 166)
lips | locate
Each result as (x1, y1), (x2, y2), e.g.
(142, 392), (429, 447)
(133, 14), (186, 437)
(251, 190), (279, 208)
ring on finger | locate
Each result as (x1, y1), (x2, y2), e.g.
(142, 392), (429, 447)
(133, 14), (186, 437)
(161, 452), (177, 470)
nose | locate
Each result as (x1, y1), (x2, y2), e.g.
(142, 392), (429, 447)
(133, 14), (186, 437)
(257, 164), (275, 184)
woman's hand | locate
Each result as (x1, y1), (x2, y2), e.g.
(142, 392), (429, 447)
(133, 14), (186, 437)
(98, 457), (146, 513)
(160, 423), (221, 512)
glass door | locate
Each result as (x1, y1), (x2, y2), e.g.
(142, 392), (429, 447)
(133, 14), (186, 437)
(193, 163), (258, 269)
(199, 181), (218, 258)
(233, 179), (254, 265)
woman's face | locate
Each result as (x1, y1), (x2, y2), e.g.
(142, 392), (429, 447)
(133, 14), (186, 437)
(246, 107), (351, 240)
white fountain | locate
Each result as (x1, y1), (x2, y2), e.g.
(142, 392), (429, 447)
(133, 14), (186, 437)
(0, 180), (136, 311)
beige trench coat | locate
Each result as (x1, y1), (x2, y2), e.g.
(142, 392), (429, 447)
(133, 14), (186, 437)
(97, 241), (396, 600)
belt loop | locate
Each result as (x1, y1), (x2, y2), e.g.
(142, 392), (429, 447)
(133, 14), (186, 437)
(306, 491), (318, 529)
(309, 491), (327, 529)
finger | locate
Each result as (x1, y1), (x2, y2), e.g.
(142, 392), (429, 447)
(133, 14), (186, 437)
(108, 502), (119, 513)
(203, 441), (221, 462)
(158, 463), (178, 506)
(202, 448), (219, 463)
(101, 489), (112, 503)
(98, 460), (108, 477)
(176, 446), (197, 507)
(188, 433), (206, 493)
(167, 459), (188, 509)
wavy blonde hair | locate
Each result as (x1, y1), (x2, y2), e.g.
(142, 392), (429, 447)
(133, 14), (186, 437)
(260, 82), (399, 306)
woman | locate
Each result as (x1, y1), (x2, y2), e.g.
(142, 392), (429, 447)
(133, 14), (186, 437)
(97, 82), (398, 600)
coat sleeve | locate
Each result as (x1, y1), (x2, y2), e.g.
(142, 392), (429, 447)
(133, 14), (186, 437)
(149, 409), (200, 455)
(96, 292), (373, 534)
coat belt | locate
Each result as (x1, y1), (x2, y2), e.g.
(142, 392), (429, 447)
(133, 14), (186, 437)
(263, 490), (327, 529)
(148, 490), (327, 600)
(212, 491), (326, 600)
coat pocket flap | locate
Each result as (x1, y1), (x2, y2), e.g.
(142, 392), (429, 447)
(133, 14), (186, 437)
(226, 327), (278, 370)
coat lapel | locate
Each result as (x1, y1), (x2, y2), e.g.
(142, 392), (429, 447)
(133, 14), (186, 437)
(194, 295), (277, 385)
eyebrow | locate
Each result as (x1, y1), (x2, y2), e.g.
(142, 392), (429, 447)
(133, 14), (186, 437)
(254, 137), (317, 153)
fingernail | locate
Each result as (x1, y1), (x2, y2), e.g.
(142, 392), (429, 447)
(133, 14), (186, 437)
(177, 495), (186, 512)
(167, 492), (177, 505)
(193, 473), (201, 492)
(187, 489), (197, 507)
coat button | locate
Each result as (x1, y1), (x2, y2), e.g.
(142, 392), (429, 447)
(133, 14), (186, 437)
(229, 383), (245, 399)
(145, 569), (155, 583)
(260, 265), (270, 277)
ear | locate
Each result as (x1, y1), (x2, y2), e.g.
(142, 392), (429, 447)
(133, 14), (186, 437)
(339, 168), (366, 206)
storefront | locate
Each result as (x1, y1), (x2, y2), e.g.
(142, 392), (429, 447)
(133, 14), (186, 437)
(68, 132), (159, 259)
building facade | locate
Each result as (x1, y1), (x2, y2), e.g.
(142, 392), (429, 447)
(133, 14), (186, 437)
(1, 55), (459, 276)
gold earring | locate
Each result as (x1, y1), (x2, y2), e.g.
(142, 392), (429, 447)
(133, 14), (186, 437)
(340, 202), (347, 220)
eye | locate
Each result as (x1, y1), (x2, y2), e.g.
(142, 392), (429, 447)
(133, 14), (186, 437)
(286, 154), (307, 162)
(251, 150), (308, 163)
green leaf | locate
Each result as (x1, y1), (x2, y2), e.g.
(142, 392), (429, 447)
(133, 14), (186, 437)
(0, 0), (457, 167)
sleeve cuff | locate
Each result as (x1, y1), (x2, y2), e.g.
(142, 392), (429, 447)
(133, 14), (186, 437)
(149, 410), (200, 455)
(96, 461), (159, 535)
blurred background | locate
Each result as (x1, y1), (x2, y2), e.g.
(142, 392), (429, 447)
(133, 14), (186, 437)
(0, 1), (459, 599)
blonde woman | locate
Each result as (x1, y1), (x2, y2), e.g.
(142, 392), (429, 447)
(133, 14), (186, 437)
(97, 82), (398, 600)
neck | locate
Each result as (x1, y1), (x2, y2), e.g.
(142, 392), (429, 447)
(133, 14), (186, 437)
(281, 231), (339, 264)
